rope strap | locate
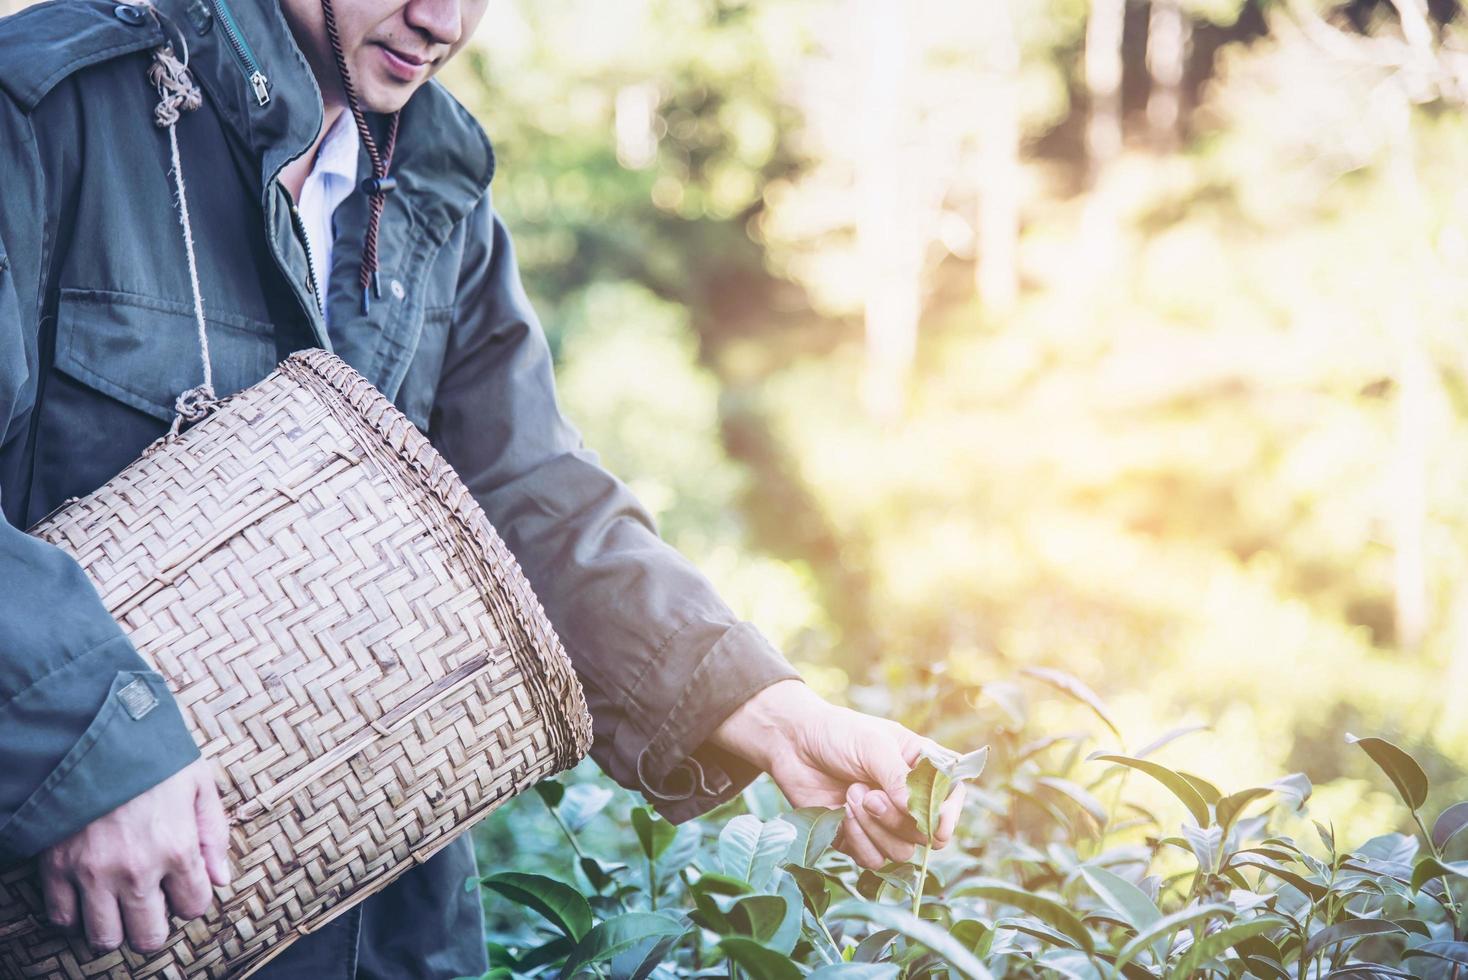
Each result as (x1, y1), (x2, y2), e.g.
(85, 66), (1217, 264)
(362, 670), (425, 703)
(142, 18), (220, 437)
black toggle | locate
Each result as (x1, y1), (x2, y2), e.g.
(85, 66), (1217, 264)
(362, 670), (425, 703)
(360, 175), (398, 196)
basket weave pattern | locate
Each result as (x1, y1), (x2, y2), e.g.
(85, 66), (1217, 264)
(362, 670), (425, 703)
(0, 349), (592, 979)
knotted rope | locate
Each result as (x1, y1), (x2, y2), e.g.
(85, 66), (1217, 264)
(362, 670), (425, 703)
(142, 17), (219, 437)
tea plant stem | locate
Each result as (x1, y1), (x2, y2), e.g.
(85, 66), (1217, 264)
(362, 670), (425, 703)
(648, 853), (658, 911)
(813, 917), (841, 964)
(911, 843), (932, 917)
(1414, 810), (1465, 936)
(539, 793), (588, 860)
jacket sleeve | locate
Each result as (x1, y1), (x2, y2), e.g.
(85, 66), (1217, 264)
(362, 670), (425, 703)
(0, 97), (200, 864)
(429, 197), (802, 823)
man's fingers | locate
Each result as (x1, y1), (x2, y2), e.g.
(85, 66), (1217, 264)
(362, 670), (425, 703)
(860, 789), (926, 845)
(162, 858), (214, 921)
(194, 769), (231, 888)
(80, 886), (124, 953)
(837, 792), (888, 869)
(119, 883), (170, 954)
(39, 863), (78, 930)
(845, 785), (915, 866)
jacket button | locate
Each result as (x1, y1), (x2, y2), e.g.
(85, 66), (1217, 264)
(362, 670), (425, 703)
(113, 3), (146, 24)
(389, 279), (406, 300)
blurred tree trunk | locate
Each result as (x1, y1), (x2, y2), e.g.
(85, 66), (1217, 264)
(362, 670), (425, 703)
(1146, 0), (1190, 150)
(976, 0), (1021, 316)
(1085, 0), (1125, 183)
(858, 0), (918, 420)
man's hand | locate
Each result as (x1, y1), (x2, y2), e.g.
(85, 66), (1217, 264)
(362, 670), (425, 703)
(709, 680), (965, 869)
(38, 757), (230, 954)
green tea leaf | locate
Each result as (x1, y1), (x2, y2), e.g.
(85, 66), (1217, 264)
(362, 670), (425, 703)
(1178, 771), (1223, 805)
(949, 877), (1094, 954)
(769, 871), (804, 955)
(1230, 855), (1329, 902)
(631, 806), (677, 861)
(950, 746), (991, 781)
(717, 937), (803, 980)
(719, 814), (798, 890)
(1112, 903), (1235, 973)
(1346, 734), (1429, 812)
(808, 965), (900, 980)
(1302, 919), (1408, 962)
(691, 871), (756, 897)
(828, 901), (996, 980)
(515, 936), (575, 973)
(478, 872), (593, 942)
(788, 865), (839, 918)
(1433, 801), (1468, 852)
(561, 784), (615, 832)
(950, 920), (992, 957)
(1077, 864), (1162, 938)
(852, 929), (898, 962)
(1410, 856), (1468, 892)
(729, 895), (789, 944)
(1172, 917), (1289, 977)
(608, 932), (681, 980)
(779, 806), (846, 867)
(1217, 787), (1275, 836)
(1090, 754), (1210, 827)
(534, 780), (565, 808)
(1035, 776), (1108, 828)
(655, 822), (702, 880)
(1022, 666), (1122, 740)
(560, 913), (688, 979)
(1403, 939), (1468, 966)
(906, 756), (955, 839)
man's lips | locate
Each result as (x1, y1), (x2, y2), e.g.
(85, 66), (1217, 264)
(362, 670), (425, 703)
(375, 43), (434, 81)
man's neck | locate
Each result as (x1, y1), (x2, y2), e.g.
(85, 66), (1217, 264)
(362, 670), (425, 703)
(279, 104), (348, 202)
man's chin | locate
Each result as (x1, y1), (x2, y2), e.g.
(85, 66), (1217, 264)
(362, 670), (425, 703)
(358, 83), (417, 115)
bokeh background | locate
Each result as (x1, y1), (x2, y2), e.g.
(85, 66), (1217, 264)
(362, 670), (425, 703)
(432, 0), (1468, 856)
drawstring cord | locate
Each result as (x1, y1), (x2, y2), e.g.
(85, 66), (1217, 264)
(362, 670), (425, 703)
(320, 0), (400, 315)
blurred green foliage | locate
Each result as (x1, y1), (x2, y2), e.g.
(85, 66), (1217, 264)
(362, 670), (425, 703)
(443, 0), (1468, 952)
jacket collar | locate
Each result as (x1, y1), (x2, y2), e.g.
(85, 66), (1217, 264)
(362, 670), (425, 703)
(152, 0), (493, 226)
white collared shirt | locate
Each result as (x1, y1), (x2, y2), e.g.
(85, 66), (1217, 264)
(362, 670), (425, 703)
(295, 110), (360, 315)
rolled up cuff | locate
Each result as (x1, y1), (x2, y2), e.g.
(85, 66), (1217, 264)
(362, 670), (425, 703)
(621, 621), (800, 824)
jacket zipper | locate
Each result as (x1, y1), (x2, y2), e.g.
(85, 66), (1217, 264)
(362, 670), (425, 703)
(288, 203), (323, 313)
(210, 0), (270, 105)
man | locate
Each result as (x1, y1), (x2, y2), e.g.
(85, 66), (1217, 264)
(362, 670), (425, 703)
(0, 0), (964, 973)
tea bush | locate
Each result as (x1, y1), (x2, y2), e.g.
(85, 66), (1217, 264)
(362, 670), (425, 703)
(467, 669), (1468, 979)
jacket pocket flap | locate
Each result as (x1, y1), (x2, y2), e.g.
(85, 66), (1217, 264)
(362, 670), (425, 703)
(54, 288), (277, 423)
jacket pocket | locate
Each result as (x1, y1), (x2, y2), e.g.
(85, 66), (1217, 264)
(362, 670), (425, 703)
(53, 287), (278, 423)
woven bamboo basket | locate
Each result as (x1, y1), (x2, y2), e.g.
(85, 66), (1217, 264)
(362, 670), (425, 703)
(0, 348), (593, 979)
